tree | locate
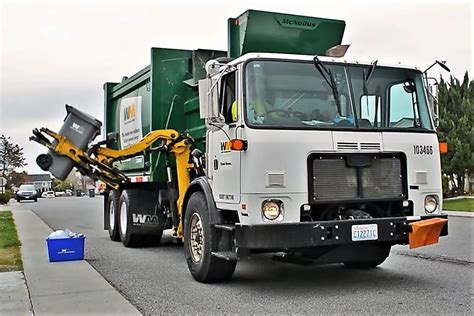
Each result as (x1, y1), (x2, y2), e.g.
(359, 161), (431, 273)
(53, 179), (74, 191)
(0, 135), (27, 183)
(52, 171), (77, 192)
(7, 170), (27, 189)
(437, 72), (474, 195)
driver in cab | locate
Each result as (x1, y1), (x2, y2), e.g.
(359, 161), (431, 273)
(231, 80), (277, 124)
(244, 81), (278, 124)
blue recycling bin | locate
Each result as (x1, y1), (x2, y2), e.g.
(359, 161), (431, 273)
(46, 236), (86, 262)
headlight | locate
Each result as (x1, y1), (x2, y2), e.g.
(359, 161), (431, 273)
(424, 195), (439, 214)
(261, 200), (283, 221)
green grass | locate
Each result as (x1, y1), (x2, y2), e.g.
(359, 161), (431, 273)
(443, 198), (474, 212)
(0, 211), (23, 272)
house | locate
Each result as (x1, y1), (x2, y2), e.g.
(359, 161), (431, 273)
(24, 174), (53, 193)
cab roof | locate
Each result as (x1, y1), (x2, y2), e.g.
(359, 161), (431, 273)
(228, 52), (422, 73)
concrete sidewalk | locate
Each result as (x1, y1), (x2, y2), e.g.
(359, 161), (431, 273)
(2, 203), (141, 315)
(0, 271), (32, 315)
(0, 204), (32, 315)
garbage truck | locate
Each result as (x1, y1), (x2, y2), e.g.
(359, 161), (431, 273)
(31, 10), (449, 283)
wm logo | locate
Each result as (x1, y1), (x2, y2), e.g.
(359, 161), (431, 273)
(124, 104), (136, 121)
(70, 122), (85, 134)
(220, 141), (231, 152)
(132, 213), (159, 225)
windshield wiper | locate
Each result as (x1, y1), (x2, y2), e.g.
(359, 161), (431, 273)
(313, 56), (342, 116)
(363, 60), (378, 95)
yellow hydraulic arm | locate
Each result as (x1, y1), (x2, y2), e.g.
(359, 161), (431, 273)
(31, 127), (195, 236)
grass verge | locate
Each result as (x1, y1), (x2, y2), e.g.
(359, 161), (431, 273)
(0, 211), (23, 272)
(443, 198), (474, 212)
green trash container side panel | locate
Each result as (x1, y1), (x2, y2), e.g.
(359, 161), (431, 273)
(228, 10), (346, 57)
(104, 48), (206, 183)
(104, 73), (152, 172)
(150, 48), (201, 182)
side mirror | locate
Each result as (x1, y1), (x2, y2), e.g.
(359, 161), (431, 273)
(199, 78), (219, 119)
(403, 81), (416, 93)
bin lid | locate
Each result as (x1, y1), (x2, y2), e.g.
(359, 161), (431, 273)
(65, 104), (102, 130)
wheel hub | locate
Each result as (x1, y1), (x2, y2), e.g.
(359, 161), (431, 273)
(189, 213), (204, 263)
(120, 201), (127, 234)
(109, 200), (115, 230)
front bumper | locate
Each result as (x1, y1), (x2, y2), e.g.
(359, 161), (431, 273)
(234, 215), (448, 250)
(17, 194), (37, 200)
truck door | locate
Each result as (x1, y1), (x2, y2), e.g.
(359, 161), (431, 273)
(207, 71), (241, 205)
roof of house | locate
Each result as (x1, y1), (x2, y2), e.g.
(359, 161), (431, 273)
(25, 174), (52, 182)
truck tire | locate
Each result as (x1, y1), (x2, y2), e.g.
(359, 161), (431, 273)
(118, 190), (143, 247)
(343, 245), (391, 269)
(184, 192), (236, 283)
(106, 190), (120, 241)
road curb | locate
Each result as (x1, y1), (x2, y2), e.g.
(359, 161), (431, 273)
(10, 204), (142, 315)
(444, 196), (474, 201)
(443, 210), (474, 218)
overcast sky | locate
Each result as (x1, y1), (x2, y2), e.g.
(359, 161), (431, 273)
(0, 0), (472, 174)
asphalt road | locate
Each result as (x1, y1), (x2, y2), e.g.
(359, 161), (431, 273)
(15, 197), (473, 314)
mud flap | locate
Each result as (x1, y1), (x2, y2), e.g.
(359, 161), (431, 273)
(125, 188), (167, 236)
(409, 218), (448, 249)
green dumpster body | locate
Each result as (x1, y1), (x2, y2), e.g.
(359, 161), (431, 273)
(104, 10), (345, 183)
(104, 48), (225, 182)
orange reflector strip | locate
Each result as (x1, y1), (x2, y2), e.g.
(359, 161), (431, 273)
(409, 218), (448, 249)
(439, 141), (448, 154)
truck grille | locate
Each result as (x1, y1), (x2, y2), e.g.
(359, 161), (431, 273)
(309, 153), (406, 202)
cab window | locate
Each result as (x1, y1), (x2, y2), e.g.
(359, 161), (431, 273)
(389, 81), (420, 128)
(360, 95), (381, 127)
(219, 72), (236, 123)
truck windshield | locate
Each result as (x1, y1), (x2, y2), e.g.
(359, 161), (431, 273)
(244, 60), (433, 131)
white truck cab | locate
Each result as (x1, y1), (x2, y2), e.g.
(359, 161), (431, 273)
(204, 53), (443, 226)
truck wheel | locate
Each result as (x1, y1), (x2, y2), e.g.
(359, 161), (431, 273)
(184, 192), (236, 283)
(184, 192), (237, 283)
(118, 190), (143, 247)
(343, 245), (391, 269)
(106, 190), (120, 241)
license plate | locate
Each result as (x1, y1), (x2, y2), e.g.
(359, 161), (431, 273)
(351, 224), (378, 241)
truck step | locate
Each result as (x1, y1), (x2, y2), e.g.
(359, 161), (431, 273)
(213, 224), (235, 231)
(211, 251), (238, 261)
